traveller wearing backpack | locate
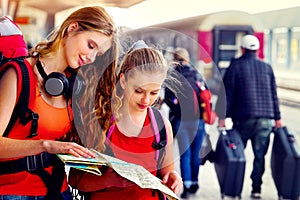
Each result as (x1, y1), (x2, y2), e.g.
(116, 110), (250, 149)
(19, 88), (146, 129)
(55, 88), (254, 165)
(164, 47), (210, 199)
(0, 6), (118, 200)
(69, 41), (183, 200)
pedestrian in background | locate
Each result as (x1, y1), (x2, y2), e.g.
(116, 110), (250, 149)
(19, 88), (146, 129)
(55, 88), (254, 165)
(217, 34), (282, 199)
(0, 6), (117, 199)
(164, 47), (207, 198)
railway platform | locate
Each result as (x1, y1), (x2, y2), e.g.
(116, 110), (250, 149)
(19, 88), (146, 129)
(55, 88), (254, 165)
(166, 84), (300, 200)
(173, 126), (280, 200)
(275, 70), (300, 92)
(275, 69), (300, 106)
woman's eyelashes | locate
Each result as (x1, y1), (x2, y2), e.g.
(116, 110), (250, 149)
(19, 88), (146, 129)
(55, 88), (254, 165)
(134, 89), (159, 96)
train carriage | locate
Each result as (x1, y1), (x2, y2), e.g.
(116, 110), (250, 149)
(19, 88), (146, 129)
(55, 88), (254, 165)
(123, 10), (265, 94)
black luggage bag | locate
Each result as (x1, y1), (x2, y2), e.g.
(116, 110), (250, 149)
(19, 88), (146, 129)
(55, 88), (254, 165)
(214, 129), (246, 199)
(271, 126), (300, 200)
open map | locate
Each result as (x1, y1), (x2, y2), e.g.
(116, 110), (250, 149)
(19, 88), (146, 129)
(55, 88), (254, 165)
(57, 149), (179, 200)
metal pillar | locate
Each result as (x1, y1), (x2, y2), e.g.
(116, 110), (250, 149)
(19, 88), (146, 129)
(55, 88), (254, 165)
(286, 28), (292, 69)
(1, 0), (8, 15)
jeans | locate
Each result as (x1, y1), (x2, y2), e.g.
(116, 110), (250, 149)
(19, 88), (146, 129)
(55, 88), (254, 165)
(234, 118), (274, 192)
(0, 188), (73, 200)
(173, 118), (205, 187)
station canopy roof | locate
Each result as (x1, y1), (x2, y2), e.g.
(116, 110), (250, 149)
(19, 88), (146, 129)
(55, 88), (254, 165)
(254, 6), (300, 29)
(21, 0), (144, 14)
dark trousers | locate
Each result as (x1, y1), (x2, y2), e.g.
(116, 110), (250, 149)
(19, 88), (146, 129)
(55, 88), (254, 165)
(234, 118), (274, 192)
(0, 188), (72, 200)
(172, 118), (205, 187)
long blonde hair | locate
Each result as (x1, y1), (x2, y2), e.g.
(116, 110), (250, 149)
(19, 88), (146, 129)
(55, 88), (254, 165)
(30, 6), (116, 57)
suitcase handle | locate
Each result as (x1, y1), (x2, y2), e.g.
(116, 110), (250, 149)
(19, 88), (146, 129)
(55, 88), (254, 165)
(278, 126), (300, 158)
(219, 128), (244, 159)
(225, 139), (236, 150)
(224, 137), (239, 158)
(287, 135), (295, 143)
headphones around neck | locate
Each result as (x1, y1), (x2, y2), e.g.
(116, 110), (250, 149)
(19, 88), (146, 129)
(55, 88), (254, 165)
(36, 59), (85, 98)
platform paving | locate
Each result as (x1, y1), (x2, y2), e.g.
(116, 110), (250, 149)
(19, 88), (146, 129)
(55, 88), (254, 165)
(173, 125), (281, 200)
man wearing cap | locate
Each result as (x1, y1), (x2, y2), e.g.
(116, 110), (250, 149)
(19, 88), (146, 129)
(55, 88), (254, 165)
(218, 34), (282, 199)
(164, 47), (207, 198)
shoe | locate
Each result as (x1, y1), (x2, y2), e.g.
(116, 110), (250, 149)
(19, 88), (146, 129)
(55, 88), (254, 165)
(250, 192), (261, 199)
(251, 186), (261, 199)
(189, 184), (199, 194)
(180, 187), (190, 199)
(207, 150), (215, 163)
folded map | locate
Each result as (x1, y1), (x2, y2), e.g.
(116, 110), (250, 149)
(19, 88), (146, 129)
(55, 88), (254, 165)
(57, 149), (179, 200)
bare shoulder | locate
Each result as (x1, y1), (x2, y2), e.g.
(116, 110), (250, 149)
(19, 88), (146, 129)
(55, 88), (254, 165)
(161, 115), (174, 142)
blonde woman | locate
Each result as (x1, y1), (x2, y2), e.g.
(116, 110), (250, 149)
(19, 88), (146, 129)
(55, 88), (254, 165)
(69, 41), (183, 200)
(0, 6), (118, 199)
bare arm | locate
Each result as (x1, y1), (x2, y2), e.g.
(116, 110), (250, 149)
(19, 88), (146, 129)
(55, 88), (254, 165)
(159, 117), (183, 195)
(0, 67), (17, 138)
(0, 67), (94, 159)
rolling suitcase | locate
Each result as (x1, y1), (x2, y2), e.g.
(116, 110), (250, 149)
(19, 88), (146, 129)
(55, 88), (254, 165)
(214, 129), (246, 199)
(271, 126), (300, 200)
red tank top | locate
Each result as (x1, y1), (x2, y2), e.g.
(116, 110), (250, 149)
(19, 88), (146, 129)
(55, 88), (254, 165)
(0, 66), (70, 195)
(99, 110), (159, 200)
(109, 111), (157, 174)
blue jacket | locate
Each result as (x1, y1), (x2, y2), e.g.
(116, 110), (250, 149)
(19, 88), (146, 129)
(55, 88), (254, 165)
(222, 51), (281, 123)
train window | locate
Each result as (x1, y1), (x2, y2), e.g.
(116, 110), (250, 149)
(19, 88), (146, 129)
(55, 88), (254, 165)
(220, 32), (236, 45)
(290, 28), (300, 67)
(291, 38), (299, 62)
(219, 31), (245, 59)
(219, 49), (237, 61)
(214, 30), (246, 68)
(276, 38), (287, 65)
(213, 26), (253, 71)
(216, 31), (238, 68)
(272, 28), (288, 69)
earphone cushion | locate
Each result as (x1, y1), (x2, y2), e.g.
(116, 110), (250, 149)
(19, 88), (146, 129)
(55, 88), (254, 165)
(44, 72), (69, 96)
(65, 73), (86, 98)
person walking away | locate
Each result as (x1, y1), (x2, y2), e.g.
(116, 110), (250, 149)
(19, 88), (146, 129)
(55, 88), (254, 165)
(217, 34), (282, 199)
(164, 47), (207, 198)
(0, 6), (118, 199)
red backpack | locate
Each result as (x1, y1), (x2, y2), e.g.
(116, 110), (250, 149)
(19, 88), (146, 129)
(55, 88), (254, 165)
(0, 16), (38, 138)
(0, 17), (68, 200)
(193, 81), (216, 125)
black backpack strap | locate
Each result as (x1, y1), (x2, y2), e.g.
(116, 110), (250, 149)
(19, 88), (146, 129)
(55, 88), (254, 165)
(1, 59), (62, 197)
(150, 107), (167, 200)
(151, 107), (167, 150)
(0, 152), (65, 199)
(29, 156), (65, 200)
(2, 59), (39, 138)
(150, 107), (167, 174)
